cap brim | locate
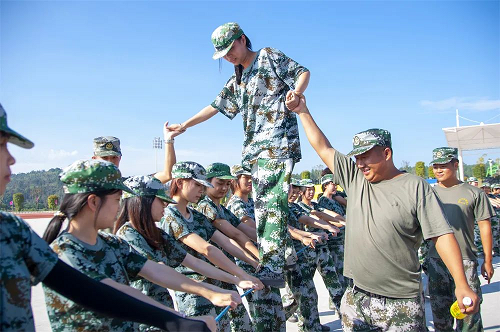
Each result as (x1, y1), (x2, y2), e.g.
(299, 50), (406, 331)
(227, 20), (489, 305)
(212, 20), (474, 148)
(95, 151), (122, 157)
(217, 175), (237, 180)
(116, 183), (136, 195)
(157, 192), (177, 204)
(346, 144), (376, 157)
(194, 178), (214, 188)
(212, 40), (235, 60)
(429, 157), (454, 166)
(4, 127), (34, 149)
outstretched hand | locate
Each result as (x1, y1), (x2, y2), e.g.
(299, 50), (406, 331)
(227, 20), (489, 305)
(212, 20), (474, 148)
(164, 121), (186, 140)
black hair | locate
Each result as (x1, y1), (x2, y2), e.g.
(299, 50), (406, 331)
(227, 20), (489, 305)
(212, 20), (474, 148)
(43, 189), (120, 244)
(219, 35), (253, 85)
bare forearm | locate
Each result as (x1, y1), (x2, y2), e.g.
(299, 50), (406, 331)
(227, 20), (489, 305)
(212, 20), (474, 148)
(205, 245), (248, 277)
(183, 255), (239, 285)
(334, 195), (347, 206)
(237, 222), (257, 242)
(224, 238), (259, 267)
(433, 233), (468, 287)
(182, 105), (218, 129)
(234, 232), (259, 259)
(478, 220), (493, 263)
(294, 71), (310, 95)
(155, 141), (176, 184)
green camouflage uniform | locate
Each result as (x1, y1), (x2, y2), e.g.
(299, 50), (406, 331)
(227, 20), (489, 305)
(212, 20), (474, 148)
(427, 147), (493, 332)
(283, 203), (322, 332)
(0, 212), (59, 331)
(116, 223), (187, 331)
(226, 194), (286, 332)
(335, 129), (454, 331)
(297, 200), (344, 310)
(160, 205), (218, 318)
(487, 188), (500, 256)
(317, 193), (347, 290)
(44, 232), (148, 332)
(196, 193), (253, 332)
(211, 23), (308, 278)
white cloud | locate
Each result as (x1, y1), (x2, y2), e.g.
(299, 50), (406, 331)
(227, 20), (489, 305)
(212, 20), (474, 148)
(47, 149), (79, 160)
(420, 97), (500, 112)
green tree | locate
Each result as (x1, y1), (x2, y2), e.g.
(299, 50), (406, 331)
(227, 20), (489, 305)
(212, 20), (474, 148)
(400, 160), (413, 173)
(473, 155), (486, 179)
(300, 171), (311, 179)
(310, 165), (323, 182)
(13, 193), (24, 211)
(48, 195), (59, 210)
(428, 166), (435, 179)
(415, 161), (426, 178)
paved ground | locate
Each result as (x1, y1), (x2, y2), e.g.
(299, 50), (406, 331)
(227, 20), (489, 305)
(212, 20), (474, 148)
(28, 218), (500, 331)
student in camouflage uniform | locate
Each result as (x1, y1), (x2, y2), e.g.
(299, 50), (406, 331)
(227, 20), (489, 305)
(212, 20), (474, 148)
(226, 165), (286, 332)
(196, 163), (259, 332)
(428, 147), (495, 331)
(168, 22), (310, 286)
(0, 104), (215, 332)
(92, 136), (122, 167)
(160, 161), (264, 331)
(42, 159), (236, 331)
(115, 175), (258, 331)
(491, 183), (500, 255)
(289, 95), (480, 331)
(317, 174), (348, 290)
(297, 179), (345, 314)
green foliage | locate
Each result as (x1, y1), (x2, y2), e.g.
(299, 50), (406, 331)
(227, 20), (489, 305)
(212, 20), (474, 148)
(415, 161), (426, 178)
(48, 195), (59, 210)
(309, 165), (323, 182)
(428, 166), (435, 179)
(300, 170), (311, 179)
(13, 193), (24, 211)
(1, 168), (64, 210)
(399, 160), (414, 174)
(473, 163), (486, 179)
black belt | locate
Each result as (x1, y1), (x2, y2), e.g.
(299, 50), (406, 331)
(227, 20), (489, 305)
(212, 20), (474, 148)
(353, 285), (388, 299)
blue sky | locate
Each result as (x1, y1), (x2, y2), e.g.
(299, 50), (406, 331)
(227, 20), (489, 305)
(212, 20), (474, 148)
(1, 0), (499, 177)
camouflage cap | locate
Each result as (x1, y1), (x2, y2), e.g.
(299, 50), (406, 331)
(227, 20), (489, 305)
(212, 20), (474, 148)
(480, 182), (491, 188)
(321, 174), (334, 185)
(122, 175), (176, 204)
(299, 179), (315, 188)
(346, 128), (392, 157)
(93, 136), (122, 157)
(430, 147), (458, 166)
(206, 162), (236, 180)
(211, 22), (244, 60)
(0, 103), (34, 149)
(60, 159), (133, 194)
(492, 183), (500, 189)
(290, 178), (301, 187)
(231, 164), (251, 177)
(171, 161), (214, 188)
(467, 177), (478, 182)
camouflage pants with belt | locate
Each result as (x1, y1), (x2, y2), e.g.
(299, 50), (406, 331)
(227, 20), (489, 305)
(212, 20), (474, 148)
(427, 257), (483, 332)
(252, 158), (295, 275)
(316, 245), (344, 311)
(283, 246), (322, 332)
(236, 259), (286, 332)
(340, 284), (426, 331)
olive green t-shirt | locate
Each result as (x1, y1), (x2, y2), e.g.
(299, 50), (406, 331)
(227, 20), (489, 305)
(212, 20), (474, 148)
(429, 182), (494, 260)
(332, 152), (453, 298)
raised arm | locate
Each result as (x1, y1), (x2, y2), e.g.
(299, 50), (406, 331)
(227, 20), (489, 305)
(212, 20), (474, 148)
(154, 121), (180, 183)
(286, 95), (337, 173)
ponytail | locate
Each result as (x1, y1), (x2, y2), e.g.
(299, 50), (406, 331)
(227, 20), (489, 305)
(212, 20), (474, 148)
(43, 189), (120, 244)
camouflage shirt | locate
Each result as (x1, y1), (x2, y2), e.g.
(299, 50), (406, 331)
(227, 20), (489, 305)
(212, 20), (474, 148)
(0, 212), (58, 332)
(116, 222), (187, 308)
(226, 195), (255, 221)
(317, 195), (345, 240)
(44, 231), (148, 332)
(211, 47), (308, 169)
(296, 201), (329, 249)
(288, 203), (307, 252)
(159, 206), (216, 281)
(197, 195), (242, 228)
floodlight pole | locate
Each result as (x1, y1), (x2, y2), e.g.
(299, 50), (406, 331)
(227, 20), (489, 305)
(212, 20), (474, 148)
(456, 109), (465, 181)
(153, 137), (163, 172)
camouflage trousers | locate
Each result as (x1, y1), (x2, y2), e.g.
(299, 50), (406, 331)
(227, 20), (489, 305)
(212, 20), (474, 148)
(315, 245), (344, 310)
(492, 209), (500, 255)
(217, 280), (254, 332)
(473, 224), (483, 254)
(174, 290), (216, 318)
(283, 246), (322, 332)
(427, 257), (483, 332)
(236, 259), (286, 332)
(252, 158), (295, 275)
(329, 240), (347, 290)
(340, 284), (426, 331)
(418, 240), (431, 273)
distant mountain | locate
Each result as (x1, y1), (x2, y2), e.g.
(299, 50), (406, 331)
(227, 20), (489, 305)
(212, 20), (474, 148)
(1, 168), (64, 210)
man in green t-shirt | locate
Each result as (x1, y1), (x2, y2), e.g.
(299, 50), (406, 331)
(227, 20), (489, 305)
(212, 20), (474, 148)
(429, 147), (494, 331)
(287, 94), (479, 331)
